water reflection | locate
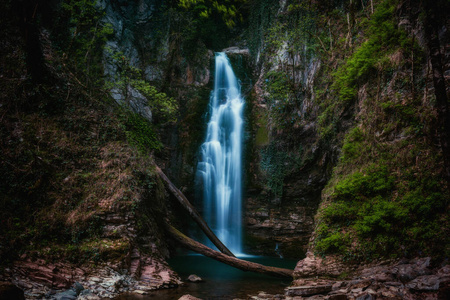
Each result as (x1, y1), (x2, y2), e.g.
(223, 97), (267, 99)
(115, 255), (296, 300)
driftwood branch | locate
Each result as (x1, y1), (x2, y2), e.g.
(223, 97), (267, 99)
(165, 223), (294, 279)
(155, 166), (235, 257)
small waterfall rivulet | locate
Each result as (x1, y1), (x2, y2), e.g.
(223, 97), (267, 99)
(197, 52), (244, 255)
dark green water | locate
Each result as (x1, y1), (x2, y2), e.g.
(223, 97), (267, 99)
(116, 255), (296, 300)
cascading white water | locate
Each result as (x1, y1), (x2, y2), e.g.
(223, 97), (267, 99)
(197, 52), (244, 255)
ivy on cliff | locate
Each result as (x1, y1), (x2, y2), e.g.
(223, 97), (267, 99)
(318, 0), (419, 138)
(313, 1), (449, 261)
(105, 49), (179, 153)
(55, 0), (113, 87)
(0, 0), (166, 264)
(107, 49), (178, 123)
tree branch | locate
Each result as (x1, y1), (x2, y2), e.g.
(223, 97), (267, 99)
(165, 223), (293, 279)
(155, 166), (235, 257)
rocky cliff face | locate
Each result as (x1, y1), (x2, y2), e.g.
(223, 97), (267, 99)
(242, 0), (333, 258)
(100, 0), (166, 121)
(241, 0), (449, 262)
(97, 0), (214, 193)
(98, 0), (334, 260)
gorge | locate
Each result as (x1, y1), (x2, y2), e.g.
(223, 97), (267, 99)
(0, 0), (449, 299)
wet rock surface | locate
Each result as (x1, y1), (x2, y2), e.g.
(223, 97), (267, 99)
(187, 275), (203, 283)
(1, 252), (448, 300)
(0, 202), (180, 300)
(285, 284), (332, 297)
(245, 200), (315, 258)
(178, 294), (203, 300)
(1, 256), (181, 299)
(293, 252), (349, 278)
(244, 18), (329, 258)
(246, 257), (449, 300)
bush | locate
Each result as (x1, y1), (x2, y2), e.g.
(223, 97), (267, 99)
(316, 225), (351, 255)
(122, 112), (162, 153)
(333, 164), (395, 201)
(315, 160), (449, 260)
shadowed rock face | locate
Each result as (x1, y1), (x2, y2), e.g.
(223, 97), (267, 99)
(242, 39), (328, 259)
(216, 46), (324, 259)
(0, 281), (25, 300)
(100, 0), (166, 81)
(244, 198), (316, 258)
(99, 0), (165, 122)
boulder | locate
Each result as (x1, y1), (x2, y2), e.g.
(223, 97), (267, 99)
(293, 252), (349, 278)
(285, 284), (332, 296)
(406, 275), (440, 291)
(178, 294), (202, 300)
(328, 295), (348, 300)
(51, 289), (77, 300)
(187, 274), (203, 283)
(77, 290), (100, 300)
(396, 264), (419, 282)
(72, 282), (84, 295)
(355, 294), (375, 300)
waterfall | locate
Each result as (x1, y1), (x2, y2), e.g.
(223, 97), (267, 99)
(197, 52), (244, 255)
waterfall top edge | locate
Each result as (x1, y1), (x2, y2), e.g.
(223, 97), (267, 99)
(221, 47), (250, 56)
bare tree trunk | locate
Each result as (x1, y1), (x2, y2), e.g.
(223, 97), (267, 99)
(165, 224), (294, 279)
(155, 166), (235, 257)
(423, 1), (450, 190)
(15, 0), (47, 83)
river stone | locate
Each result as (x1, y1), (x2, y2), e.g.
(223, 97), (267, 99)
(331, 281), (345, 290)
(89, 277), (101, 283)
(355, 294), (375, 300)
(134, 290), (148, 295)
(285, 284), (332, 296)
(77, 290), (100, 300)
(187, 274), (203, 282)
(437, 264), (450, 276)
(178, 294), (202, 300)
(380, 290), (397, 298)
(351, 287), (363, 294)
(72, 282), (84, 295)
(52, 289), (77, 300)
(406, 275), (440, 291)
(349, 280), (371, 289)
(328, 295), (348, 300)
(396, 264), (419, 282)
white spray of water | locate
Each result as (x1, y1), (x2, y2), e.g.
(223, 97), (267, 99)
(197, 52), (244, 255)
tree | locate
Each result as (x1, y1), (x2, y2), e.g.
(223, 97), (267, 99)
(422, 0), (450, 190)
(178, 0), (248, 28)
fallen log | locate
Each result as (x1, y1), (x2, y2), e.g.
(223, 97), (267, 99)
(155, 166), (235, 257)
(165, 223), (294, 279)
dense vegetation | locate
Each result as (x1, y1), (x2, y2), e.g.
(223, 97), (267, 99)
(313, 0), (449, 261)
(248, 0), (449, 261)
(0, 0), (171, 265)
